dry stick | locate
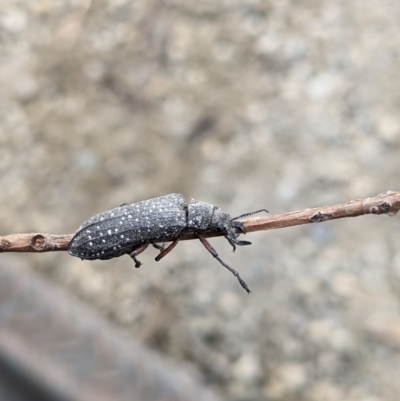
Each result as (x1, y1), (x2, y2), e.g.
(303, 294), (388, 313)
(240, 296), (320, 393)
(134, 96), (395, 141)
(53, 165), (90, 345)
(1, 191), (399, 254)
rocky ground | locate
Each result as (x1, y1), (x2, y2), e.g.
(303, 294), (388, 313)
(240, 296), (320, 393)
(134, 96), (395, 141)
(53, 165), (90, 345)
(1, 1), (400, 400)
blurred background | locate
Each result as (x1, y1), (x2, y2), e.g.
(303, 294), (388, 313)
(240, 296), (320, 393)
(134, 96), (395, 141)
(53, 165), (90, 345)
(1, 0), (400, 400)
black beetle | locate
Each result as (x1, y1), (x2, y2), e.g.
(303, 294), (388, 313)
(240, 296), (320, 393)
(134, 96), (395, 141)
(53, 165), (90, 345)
(68, 194), (267, 293)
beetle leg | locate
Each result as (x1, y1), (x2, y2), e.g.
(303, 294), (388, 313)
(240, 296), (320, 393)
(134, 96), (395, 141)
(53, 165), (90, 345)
(197, 234), (251, 294)
(227, 237), (237, 253)
(152, 243), (165, 251)
(228, 232), (252, 247)
(129, 244), (149, 268)
(154, 237), (181, 261)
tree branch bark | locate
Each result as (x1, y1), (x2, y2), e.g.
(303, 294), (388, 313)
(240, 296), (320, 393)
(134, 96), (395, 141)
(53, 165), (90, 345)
(1, 191), (399, 254)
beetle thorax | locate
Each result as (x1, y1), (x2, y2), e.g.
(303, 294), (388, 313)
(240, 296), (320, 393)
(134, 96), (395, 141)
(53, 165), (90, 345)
(187, 199), (214, 230)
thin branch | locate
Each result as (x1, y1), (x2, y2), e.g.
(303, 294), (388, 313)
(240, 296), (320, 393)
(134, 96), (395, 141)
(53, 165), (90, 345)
(1, 191), (399, 254)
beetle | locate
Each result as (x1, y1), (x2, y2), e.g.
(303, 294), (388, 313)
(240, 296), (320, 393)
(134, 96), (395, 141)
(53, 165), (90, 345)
(68, 193), (267, 293)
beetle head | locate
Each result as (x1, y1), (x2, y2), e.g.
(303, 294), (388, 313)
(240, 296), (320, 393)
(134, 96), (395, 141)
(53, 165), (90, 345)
(210, 208), (252, 247)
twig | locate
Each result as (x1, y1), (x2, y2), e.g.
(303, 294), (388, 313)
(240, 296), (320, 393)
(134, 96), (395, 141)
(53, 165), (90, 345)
(1, 191), (399, 254)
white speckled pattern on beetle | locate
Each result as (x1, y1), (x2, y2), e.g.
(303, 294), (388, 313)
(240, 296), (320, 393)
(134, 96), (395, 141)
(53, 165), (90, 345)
(69, 194), (187, 260)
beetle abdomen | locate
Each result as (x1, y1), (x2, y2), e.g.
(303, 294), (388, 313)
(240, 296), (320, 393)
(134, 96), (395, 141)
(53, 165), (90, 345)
(68, 193), (187, 260)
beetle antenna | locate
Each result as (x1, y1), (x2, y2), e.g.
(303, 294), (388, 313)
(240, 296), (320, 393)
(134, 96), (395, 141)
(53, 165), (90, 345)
(232, 209), (269, 220)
